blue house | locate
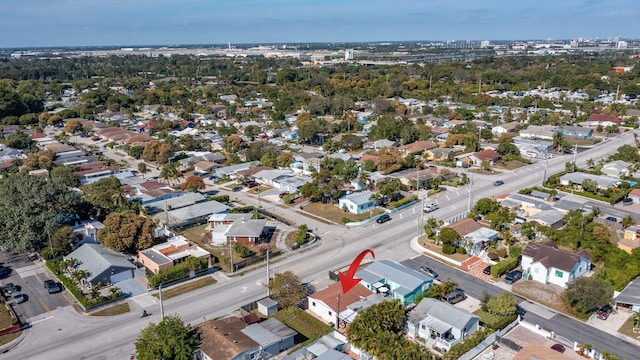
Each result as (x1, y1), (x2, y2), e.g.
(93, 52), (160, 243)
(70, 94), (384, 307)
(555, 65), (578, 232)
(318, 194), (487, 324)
(337, 191), (377, 214)
(281, 130), (298, 141)
(557, 126), (593, 139)
(355, 260), (433, 305)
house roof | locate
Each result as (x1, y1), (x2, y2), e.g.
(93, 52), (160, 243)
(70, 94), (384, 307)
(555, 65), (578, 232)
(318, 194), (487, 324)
(529, 209), (565, 226)
(446, 218), (483, 237)
(400, 141), (437, 153)
(308, 282), (371, 313)
(359, 153), (379, 165)
(144, 192), (206, 213)
(226, 219), (267, 237)
(157, 201), (229, 226)
(65, 243), (135, 284)
(340, 191), (373, 206)
(630, 188), (640, 198)
(522, 242), (591, 272)
(236, 166), (274, 178)
(614, 276), (640, 306)
(407, 298), (479, 331)
(198, 317), (258, 360)
(241, 318), (296, 347)
(472, 149), (501, 161)
(355, 259), (432, 295)
(588, 113), (621, 123)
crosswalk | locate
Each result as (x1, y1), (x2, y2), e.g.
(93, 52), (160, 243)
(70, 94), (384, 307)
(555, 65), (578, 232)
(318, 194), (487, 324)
(129, 293), (158, 309)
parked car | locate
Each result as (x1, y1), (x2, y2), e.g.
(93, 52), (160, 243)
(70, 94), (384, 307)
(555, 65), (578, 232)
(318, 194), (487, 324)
(279, 192), (290, 199)
(605, 216), (618, 223)
(443, 289), (466, 304)
(483, 265), (492, 275)
(504, 270), (522, 284)
(11, 292), (26, 304)
(3, 283), (18, 294)
(419, 266), (438, 278)
(551, 344), (565, 353)
(493, 180), (504, 186)
(376, 214), (391, 224)
(0, 266), (10, 278)
(623, 197), (634, 205)
(596, 304), (613, 320)
(231, 186), (243, 192)
(44, 279), (62, 294)
(245, 181), (259, 188)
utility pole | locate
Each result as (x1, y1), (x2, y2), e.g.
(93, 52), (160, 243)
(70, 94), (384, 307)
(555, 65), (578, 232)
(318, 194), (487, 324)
(159, 283), (165, 319)
(573, 143), (578, 166)
(416, 171), (421, 237)
(542, 151), (549, 185)
(467, 176), (473, 214)
(335, 291), (341, 330)
(266, 249), (270, 297)
(229, 241), (234, 273)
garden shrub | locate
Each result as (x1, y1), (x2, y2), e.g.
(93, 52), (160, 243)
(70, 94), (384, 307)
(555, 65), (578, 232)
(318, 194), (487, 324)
(208, 195), (229, 203)
(295, 224), (308, 245)
(442, 244), (455, 254)
(496, 248), (507, 258)
(490, 258), (519, 278)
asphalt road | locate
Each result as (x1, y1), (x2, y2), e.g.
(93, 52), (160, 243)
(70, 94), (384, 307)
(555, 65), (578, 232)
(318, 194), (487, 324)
(9, 130), (640, 359)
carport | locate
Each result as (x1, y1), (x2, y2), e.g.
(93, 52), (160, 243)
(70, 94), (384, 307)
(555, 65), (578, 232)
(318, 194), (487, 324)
(614, 277), (640, 312)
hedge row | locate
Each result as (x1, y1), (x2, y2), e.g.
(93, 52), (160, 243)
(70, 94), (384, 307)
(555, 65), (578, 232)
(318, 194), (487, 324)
(388, 195), (417, 209)
(490, 258), (519, 278)
(444, 329), (490, 360)
(148, 257), (209, 288)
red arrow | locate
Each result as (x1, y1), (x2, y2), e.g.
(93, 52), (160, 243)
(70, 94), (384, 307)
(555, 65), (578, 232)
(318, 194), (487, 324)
(339, 249), (375, 294)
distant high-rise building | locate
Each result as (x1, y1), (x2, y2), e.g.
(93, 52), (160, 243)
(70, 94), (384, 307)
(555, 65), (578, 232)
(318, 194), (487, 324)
(345, 49), (354, 60)
(570, 39), (579, 48)
(617, 41), (628, 49)
(480, 40), (490, 48)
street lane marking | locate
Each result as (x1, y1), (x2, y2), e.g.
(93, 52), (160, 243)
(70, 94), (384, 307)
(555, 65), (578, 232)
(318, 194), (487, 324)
(39, 298), (53, 317)
(241, 286), (247, 293)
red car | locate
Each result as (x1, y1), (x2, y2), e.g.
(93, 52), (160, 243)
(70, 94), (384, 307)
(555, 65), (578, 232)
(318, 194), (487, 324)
(596, 305), (613, 320)
(551, 344), (565, 353)
(279, 192), (289, 199)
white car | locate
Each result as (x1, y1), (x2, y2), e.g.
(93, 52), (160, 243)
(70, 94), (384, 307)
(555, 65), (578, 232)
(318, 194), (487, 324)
(423, 203), (439, 213)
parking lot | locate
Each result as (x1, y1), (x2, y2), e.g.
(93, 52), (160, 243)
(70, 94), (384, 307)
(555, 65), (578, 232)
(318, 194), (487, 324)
(0, 251), (71, 323)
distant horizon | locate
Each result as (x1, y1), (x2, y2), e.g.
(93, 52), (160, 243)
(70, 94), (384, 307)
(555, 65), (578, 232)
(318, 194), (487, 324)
(2, 1), (639, 48)
(3, 37), (639, 52)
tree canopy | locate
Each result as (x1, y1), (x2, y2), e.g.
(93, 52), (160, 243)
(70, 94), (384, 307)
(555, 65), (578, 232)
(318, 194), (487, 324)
(98, 210), (154, 253)
(564, 276), (613, 314)
(268, 271), (307, 309)
(135, 314), (200, 360)
(0, 171), (82, 252)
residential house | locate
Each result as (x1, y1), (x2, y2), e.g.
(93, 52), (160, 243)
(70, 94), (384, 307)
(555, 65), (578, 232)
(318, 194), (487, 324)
(138, 235), (211, 274)
(491, 121), (519, 135)
(152, 200), (230, 229)
(583, 113), (622, 128)
(211, 161), (261, 179)
(399, 141), (437, 155)
(355, 259), (433, 305)
(64, 243), (136, 286)
(445, 219), (498, 255)
(372, 139), (398, 149)
(195, 317), (259, 360)
(71, 220), (105, 247)
(614, 277), (640, 312)
(618, 225), (640, 254)
(337, 191), (377, 214)
(283, 333), (352, 360)
(281, 130), (298, 141)
(557, 125), (593, 139)
(559, 172), (621, 189)
(308, 282), (372, 325)
(521, 241), (592, 288)
(629, 188), (640, 204)
(469, 149), (501, 166)
(519, 125), (556, 140)
(601, 160), (632, 178)
(207, 213), (268, 246)
(406, 298), (480, 352)
(423, 147), (458, 162)
(143, 192), (207, 214)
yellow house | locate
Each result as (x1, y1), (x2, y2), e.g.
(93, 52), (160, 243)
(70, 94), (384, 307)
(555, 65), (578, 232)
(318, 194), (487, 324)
(619, 225), (640, 254)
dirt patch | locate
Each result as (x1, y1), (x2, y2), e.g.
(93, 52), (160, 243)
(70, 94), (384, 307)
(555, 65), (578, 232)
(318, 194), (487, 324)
(153, 277), (216, 300)
(495, 160), (530, 170)
(468, 168), (501, 175)
(90, 302), (130, 316)
(512, 281), (569, 314)
(418, 236), (470, 263)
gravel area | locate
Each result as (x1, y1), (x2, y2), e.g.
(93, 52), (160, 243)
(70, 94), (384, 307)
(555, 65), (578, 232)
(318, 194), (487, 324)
(512, 281), (568, 313)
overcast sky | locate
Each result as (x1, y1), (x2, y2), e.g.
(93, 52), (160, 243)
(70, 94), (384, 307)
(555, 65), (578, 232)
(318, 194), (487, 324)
(2, 0), (639, 48)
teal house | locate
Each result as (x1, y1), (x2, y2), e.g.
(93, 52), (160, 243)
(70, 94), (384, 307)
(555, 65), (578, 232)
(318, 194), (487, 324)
(355, 259), (433, 305)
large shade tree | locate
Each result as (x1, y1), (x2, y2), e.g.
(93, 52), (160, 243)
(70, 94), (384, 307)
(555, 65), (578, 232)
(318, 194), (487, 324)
(0, 170), (82, 252)
(267, 271), (307, 309)
(135, 314), (200, 360)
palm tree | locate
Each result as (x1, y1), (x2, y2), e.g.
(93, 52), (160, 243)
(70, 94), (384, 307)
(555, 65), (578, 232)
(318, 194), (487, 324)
(632, 311), (639, 333)
(358, 172), (371, 190)
(586, 158), (595, 169)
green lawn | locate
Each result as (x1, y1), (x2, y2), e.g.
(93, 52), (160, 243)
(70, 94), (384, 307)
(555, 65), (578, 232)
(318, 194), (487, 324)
(90, 302), (130, 316)
(273, 307), (332, 349)
(152, 277), (217, 300)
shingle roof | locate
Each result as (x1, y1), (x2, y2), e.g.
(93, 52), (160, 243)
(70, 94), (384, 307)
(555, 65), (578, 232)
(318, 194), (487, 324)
(309, 282), (371, 313)
(446, 218), (483, 237)
(614, 276), (640, 306)
(407, 298), (479, 330)
(522, 242), (591, 272)
(65, 243), (134, 284)
(472, 149), (501, 161)
(355, 259), (432, 294)
(198, 317), (258, 359)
